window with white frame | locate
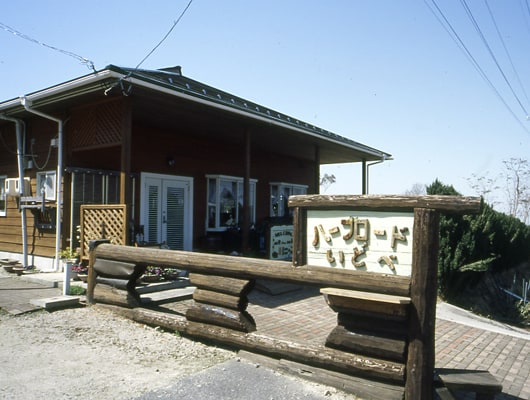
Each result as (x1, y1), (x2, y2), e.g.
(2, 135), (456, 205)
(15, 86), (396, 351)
(270, 182), (308, 217)
(206, 175), (257, 231)
(36, 170), (57, 201)
(0, 176), (6, 217)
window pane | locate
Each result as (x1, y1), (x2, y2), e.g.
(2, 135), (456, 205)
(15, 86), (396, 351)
(147, 185), (159, 243)
(220, 180), (236, 226)
(270, 184), (279, 216)
(208, 178), (216, 204)
(206, 176), (256, 230)
(208, 205), (216, 229)
(166, 186), (185, 250)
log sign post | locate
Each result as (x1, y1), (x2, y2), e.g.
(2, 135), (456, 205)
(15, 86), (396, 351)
(289, 195), (481, 400)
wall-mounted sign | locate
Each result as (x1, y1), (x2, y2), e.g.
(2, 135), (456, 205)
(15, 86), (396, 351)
(307, 210), (414, 276)
(269, 225), (293, 260)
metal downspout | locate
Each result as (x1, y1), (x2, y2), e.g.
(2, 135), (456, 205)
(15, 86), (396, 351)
(20, 97), (69, 294)
(0, 115), (28, 268)
(365, 156), (388, 195)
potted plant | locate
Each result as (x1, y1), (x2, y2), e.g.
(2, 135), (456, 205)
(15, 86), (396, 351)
(72, 263), (89, 281)
(59, 247), (79, 274)
(141, 266), (163, 283)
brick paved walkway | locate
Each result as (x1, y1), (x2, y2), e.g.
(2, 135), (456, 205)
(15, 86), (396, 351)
(248, 285), (530, 400)
(435, 319), (530, 399)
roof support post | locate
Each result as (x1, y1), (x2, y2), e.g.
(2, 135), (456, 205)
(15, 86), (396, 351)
(120, 99), (132, 244)
(314, 145), (320, 194)
(362, 160), (367, 194)
(242, 129), (251, 254)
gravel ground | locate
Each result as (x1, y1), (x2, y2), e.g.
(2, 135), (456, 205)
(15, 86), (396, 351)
(0, 306), (355, 400)
(0, 306), (234, 400)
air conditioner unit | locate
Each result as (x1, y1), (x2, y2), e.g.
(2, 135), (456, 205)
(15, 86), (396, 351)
(5, 177), (31, 197)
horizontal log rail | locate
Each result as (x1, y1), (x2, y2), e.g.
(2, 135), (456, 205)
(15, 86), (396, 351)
(98, 304), (405, 383)
(289, 194), (482, 214)
(92, 243), (410, 296)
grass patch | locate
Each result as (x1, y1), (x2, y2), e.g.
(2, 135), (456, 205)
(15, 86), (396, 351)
(68, 285), (86, 296)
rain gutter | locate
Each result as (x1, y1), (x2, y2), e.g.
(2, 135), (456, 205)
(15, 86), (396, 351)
(20, 97), (69, 294)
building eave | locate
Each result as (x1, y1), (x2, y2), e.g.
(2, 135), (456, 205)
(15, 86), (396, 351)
(0, 65), (391, 163)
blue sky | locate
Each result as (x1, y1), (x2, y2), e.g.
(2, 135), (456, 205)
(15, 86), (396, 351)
(1, 1), (529, 212)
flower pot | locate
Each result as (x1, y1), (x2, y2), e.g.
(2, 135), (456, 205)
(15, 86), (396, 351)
(61, 259), (77, 273)
(141, 275), (161, 283)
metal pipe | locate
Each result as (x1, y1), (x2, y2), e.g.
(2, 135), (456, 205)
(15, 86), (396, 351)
(365, 156), (388, 195)
(0, 115), (28, 268)
(20, 97), (69, 293)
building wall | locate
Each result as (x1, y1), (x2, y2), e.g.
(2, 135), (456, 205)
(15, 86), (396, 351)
(0, 96), (318, 259)
(131, 124), (316, 247)
(0, 117), (60, 258)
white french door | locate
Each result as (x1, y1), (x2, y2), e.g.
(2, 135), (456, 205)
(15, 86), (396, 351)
(141, 173), (193, 250)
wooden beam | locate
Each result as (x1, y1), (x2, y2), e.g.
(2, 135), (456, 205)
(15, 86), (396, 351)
(93, 244), (411, 296)
(292, 206), (307, 267)
(193, 288), (248, 311)
(337, 313), (408, 336)
(314, 144), (320, 194)
(98, 304), (405, 383)
(120, 98), (132, 245)
(189, 273), (254, 296)
(186, 303), (256, 332)
(288, 195), (482, 215)
(405, 208), (440, 400)
(325, 325), (407, 362)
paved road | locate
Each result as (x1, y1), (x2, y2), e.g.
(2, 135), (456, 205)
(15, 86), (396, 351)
(134, 358), (350, 400)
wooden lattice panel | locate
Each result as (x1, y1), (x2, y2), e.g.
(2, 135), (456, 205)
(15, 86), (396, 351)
(71, 100), (123, 150)
(80, 204), (127, 260)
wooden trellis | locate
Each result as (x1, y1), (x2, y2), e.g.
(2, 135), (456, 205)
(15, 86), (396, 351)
(79, 204), (127, 260)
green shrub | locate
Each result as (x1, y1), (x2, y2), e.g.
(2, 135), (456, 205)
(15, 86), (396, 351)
(427, 179), (530, 299)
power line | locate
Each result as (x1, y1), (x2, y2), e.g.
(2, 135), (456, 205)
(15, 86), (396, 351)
(0, 21), (96, 72)
(134, 0), (194, 70)
(485, 0), (530, 107)
(424, 0), (530, 135)
(110, 0), (194, 96)
(461, 0), (529, 117)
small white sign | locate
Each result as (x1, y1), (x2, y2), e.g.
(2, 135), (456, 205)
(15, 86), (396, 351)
(307, 210), (414, 276)
(269, 225), (293, 260)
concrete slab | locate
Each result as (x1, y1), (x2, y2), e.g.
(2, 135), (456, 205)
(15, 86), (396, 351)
(137, 278), (190, 294)
(141, 286), (195, 304)
(19, 272), (60, 288)
(30, 295), (80, 310)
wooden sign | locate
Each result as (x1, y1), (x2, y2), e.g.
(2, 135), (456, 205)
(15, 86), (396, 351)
(307, 210), (413, 276)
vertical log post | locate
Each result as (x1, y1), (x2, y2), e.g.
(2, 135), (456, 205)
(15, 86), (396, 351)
(292, 206), (306, 267)
(405, 208), (439, 400)
(86, 239), (110, 305)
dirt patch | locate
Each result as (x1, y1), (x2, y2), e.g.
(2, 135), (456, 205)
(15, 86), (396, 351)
(0, 306), (234, 399)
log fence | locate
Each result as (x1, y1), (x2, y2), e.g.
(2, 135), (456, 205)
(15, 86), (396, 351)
(87, 195), (483, 400)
